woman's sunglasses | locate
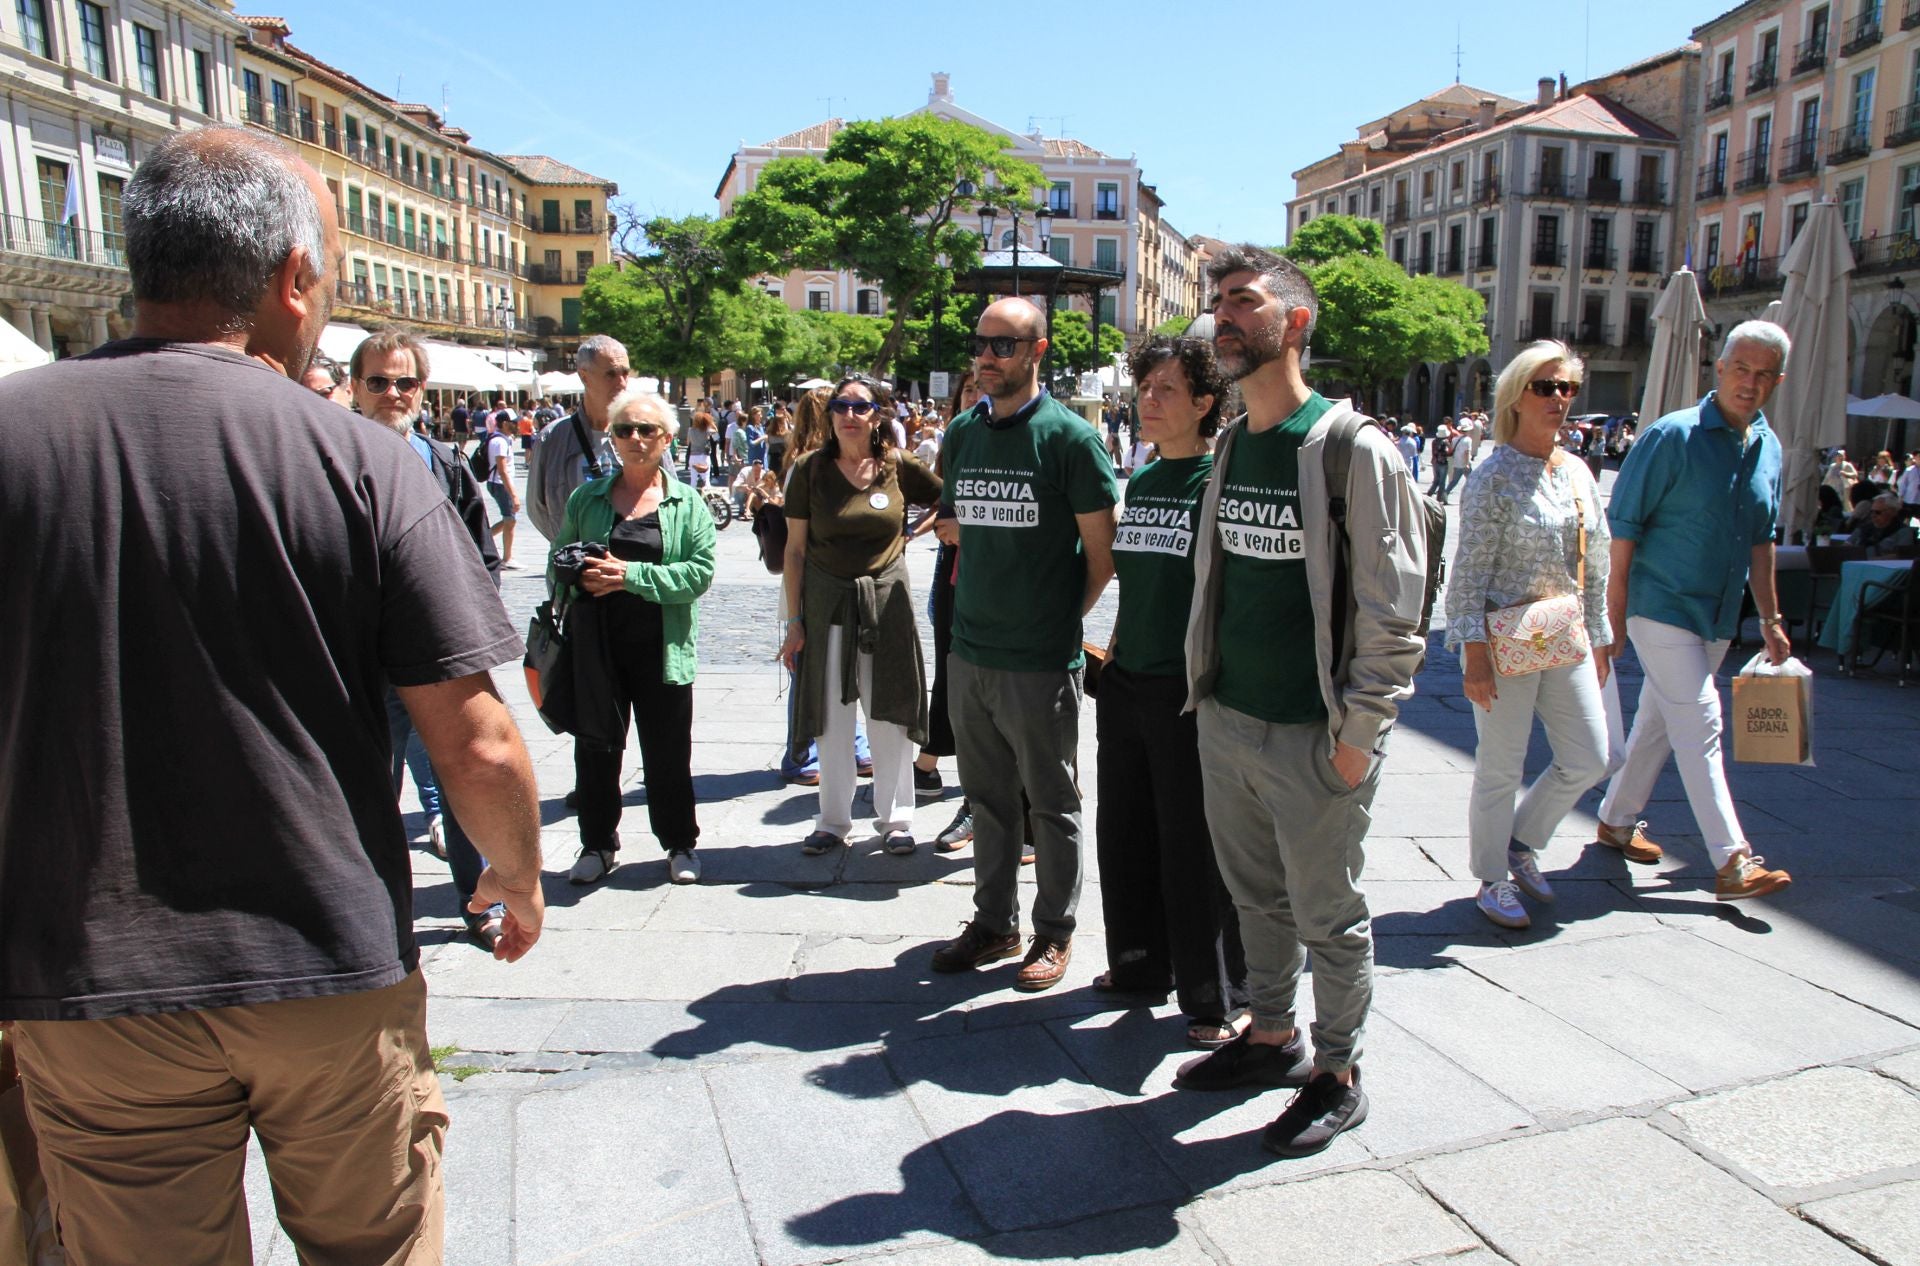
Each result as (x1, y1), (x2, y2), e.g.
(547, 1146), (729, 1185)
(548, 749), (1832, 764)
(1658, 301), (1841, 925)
(610, 420), (667, 439)
(1527, 380), (1580, 398)
(829, 399), (877, 416)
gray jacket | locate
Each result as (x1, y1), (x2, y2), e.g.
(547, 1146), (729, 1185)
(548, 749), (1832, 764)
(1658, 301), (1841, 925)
(1183, 400), (1428, 757)
(526, 410), (617, 542)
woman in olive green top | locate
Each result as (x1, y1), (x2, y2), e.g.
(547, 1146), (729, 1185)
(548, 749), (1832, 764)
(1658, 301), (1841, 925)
(781, 375), (942, 855)
(552, 388), (717, 888)
(1097, 337), (1250, 1047)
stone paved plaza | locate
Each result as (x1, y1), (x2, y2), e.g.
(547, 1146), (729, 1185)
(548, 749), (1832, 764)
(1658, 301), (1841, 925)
(245, 458), (1920, 1265)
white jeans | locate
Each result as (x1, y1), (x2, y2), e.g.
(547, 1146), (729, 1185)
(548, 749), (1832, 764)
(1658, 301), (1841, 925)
(816, 625), (914, 839)
(1465, 652), (1611, 883)
(1597, 617), (1747, 867)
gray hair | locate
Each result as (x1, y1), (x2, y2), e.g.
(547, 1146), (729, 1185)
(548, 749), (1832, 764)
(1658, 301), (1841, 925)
(1873, 490), (1903, 510)
(124, 127), (325, 315)
(1720, 319), (1791, 368)
(606, 385), (673, 426)
(1205, 242), (1318, 346)
(575, 333), (628, 372)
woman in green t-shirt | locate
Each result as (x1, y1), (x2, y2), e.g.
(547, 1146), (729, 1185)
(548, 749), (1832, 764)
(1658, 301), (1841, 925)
(1097, 337), (1251, 1048)
(780, 375), (943, 855)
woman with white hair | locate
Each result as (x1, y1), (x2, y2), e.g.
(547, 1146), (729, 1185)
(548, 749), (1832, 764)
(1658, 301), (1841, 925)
(1446, 341), (1613, 930)
(550, 386), (717, 886)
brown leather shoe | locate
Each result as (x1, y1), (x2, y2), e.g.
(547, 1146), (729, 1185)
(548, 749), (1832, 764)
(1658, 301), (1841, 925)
(930, 920), (1022, 973)
(1014, 937), (1072, 992)
(1595, 819), (1664, 864)
(1716, 851), (1792, 901)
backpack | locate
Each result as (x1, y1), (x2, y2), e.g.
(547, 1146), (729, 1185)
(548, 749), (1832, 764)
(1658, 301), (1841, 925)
(1323, 411), (1446, 660)
(469, 434), (494, 483)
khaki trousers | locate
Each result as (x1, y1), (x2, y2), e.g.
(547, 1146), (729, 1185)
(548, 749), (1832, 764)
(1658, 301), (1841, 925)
(9, 970), (446, 1266)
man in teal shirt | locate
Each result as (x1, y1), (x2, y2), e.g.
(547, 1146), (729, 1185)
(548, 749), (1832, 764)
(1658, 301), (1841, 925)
(1594, 321), (1795, 902)
(929, 298), (1118, 992)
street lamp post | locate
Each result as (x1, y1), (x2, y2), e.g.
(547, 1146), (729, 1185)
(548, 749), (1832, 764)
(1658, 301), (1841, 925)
(495, 294), (516, 402)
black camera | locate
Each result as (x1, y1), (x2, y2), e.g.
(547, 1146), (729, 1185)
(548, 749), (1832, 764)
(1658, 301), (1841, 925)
(550, 540), (608, 587)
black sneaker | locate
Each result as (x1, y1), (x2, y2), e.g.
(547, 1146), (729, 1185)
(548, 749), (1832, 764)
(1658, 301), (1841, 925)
(914, 766), (943, 797)
(1173, 1030), (1312, 1091)
(935, 801), (973, 851)
(1262, 1068), (1369, 1158)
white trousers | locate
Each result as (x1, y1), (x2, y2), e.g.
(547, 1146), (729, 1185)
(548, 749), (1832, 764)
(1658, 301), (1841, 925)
(816, 625), (915, 839)
(1597, 617), (1747, 867)
(1465, 653), (1612, 882)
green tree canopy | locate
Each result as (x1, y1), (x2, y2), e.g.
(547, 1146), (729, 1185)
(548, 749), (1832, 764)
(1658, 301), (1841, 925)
(1047, 308), (1126, 378)
(1282, 214), (1385, 265)
(723, 115), (1043, 375)
(1287, 216), (1488, 403)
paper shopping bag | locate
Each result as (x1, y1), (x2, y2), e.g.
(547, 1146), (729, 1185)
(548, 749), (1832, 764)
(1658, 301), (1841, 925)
(1731, 654), (1814, 766)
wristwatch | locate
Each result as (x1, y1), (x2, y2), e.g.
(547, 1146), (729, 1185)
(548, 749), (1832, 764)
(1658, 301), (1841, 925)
(1759, 615), (1786, 628)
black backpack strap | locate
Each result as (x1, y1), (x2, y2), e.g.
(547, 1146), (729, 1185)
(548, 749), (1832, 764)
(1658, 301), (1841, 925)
(1321, 406), (1370, 666)
(571, 412), (604, 479)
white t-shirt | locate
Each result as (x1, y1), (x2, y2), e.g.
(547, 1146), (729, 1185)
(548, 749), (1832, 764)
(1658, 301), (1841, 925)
(486, 433), (515, 485)
(1451, 432), (1474, 469)
(915, 436), (940, 465)
(1127, 440), (1154, 470)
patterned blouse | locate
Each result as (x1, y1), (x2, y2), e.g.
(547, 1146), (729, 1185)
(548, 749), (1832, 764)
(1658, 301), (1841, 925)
(1444, 443), (1612, 651)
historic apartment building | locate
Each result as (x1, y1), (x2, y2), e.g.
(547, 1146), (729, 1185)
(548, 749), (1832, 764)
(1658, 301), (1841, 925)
(1692, 0), (1920, 404)
(0, 0), (249, 356)
(714, 73), (1202, 342)
(234, 17), (615, 370)
(1287, 53), (1697, 418)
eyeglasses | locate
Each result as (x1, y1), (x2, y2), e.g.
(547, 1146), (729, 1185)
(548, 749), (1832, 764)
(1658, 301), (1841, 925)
(361, 375), (422, 395)
(1528, 379), (1580, 398)
(969, 334), (1036, 358)
(610, 420), (666, 439)
(829, 398), (877, 416)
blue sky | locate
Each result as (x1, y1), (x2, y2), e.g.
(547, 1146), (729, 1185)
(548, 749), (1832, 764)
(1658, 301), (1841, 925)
(287, 0), (1715, 245)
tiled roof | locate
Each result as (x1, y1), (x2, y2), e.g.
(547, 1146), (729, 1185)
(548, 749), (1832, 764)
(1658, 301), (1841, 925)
(761, 119), (844, 149)
(500, 155), (617, 189)
(1041, 136), (1108, 158)
(237, 14), (287, 27)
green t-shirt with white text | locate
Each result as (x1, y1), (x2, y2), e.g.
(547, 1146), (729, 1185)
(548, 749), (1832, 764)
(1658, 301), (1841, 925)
(942, 395), (1119, 672)
(1214, 393), (1332, 724)
(1111, 453), (1211, 677)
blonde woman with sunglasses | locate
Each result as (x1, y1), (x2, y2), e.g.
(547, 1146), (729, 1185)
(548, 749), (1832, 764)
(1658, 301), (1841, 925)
(1445, 341), (1612, 930)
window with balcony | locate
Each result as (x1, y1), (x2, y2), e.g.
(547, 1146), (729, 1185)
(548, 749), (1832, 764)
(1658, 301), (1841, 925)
(1752, 28), (1780, 92)
(1631, 219), (1660, 272)
(36, 157), (68, 227)
(133, 25), (161, 96)
(1095, 238), (1119, 272)
(1709, 50), (1736, 108)
(1841, 0), (1883, 54)
(1415, 229), (1434, 274)
(1840, 175), (1865, 237)
(576, 249), (593, 278)
(270, 80), (292, 134)
(15, 0), (49, 58)
(1585, 216), (1614, 270)
(1798, 5), (1831, 72)
(1095, 183), (1120, 219)
(1536, 146), (1567, 196)
(1476, 216), (1497, 268)
(1589, 151), (1622, 201)
(1789, 199), (1811, 245)
(345, 187), (362, 235)
(1528, 292), (1556, 341)
(1533, 214), (1563, 266)
(1703, 222), (1722, 268)
(1098, 294), (1117, 326)
(1048, 181), (1072, 215)
(574, 199), (594, 229)
(1899, 164), (1920, 235)
(98, 174), (123, 263)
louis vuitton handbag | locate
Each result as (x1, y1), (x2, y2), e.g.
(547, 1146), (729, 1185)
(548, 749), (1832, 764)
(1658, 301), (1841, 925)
(1486, 485), (1590, 677)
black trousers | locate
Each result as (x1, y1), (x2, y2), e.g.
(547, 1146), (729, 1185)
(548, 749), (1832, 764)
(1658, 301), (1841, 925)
(922, 542), (958, 758)
(1094, 663), (1248, 1025)
(574, 648), (699, 854)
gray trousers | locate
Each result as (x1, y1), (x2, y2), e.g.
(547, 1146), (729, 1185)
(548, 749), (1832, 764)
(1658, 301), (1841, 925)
(948, 654), (1083, 943)
(1196, 699), (1381, 1074)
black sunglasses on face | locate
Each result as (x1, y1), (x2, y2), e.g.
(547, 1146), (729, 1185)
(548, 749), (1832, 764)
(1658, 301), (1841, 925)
(361, 375), (422, 395)
(1528, 379), (1580, 398)
(969, 334), (1036, 358)
(829, 398), (876, 416)
(610, 420), (666, 439)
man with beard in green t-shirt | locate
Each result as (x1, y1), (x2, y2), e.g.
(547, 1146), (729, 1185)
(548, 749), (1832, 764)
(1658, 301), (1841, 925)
(929, 297), (1118, 992)
(1176, 245), (1427, 1160)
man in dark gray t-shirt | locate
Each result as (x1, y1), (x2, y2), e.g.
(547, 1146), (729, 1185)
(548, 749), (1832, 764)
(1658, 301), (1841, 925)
(0, 127), (545, 1265)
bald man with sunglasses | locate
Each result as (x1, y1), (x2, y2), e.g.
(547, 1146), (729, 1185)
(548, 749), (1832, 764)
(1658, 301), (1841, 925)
(929, 298), (1118, 992)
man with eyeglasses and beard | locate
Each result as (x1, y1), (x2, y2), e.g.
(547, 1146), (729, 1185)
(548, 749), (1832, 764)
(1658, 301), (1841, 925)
(351, 331), (514, 951)
(1174, 244), (1426, 1160)
(927, 297), (1118, 992)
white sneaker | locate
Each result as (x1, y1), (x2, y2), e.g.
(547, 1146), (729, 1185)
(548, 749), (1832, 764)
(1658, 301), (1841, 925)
(427, 814), (446, 858)
(1477, 880), (1530, 929)
(1508, 848), (1555, 903)
(668, 849), (701, 884)
(502, 559), (526, 569)
(569, 848), (615, 885)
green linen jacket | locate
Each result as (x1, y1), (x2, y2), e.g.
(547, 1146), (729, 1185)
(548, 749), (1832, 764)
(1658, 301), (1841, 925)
(548, 466), (717, 686)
